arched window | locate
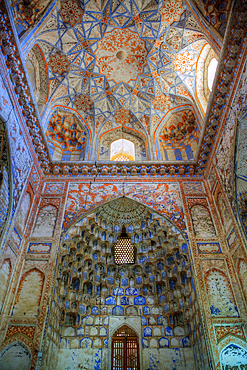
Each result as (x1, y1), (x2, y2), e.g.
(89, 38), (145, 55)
(208, 58), (218, 91)
(110, 139), (135, 161)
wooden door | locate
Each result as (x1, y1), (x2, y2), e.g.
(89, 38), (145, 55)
(111, 325), (140, 370)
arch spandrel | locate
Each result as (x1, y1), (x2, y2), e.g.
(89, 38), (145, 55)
(63, 182), (186, 235)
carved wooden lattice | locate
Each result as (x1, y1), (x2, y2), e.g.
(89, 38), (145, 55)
(115, 236), (134, 265)
(112, 325), (140, 370)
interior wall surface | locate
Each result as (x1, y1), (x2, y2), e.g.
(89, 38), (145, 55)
(0, 175), (246, 369)
(0, 0), (247, 369)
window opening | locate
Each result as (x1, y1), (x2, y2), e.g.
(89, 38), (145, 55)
(115, 226), (135, 265)
(208, 58), (218, 91)
(111, 139), (135, 161)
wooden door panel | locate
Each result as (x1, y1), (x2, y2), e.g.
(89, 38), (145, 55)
(112, 338), (125, 370)
(112, 336), (139, 370)
(126, 338), (139, 370)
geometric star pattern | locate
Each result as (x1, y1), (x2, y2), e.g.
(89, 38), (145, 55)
(24, 0), (215, 162)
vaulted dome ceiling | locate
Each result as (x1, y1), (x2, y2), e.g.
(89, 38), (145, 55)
(24, 0), (219, 164)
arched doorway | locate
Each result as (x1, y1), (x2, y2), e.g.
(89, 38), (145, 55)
(111, 325), (140, 370)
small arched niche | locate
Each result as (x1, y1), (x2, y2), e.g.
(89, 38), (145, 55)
(25, 44), (48, 115)
(220, 343), (247, 369)
(0, 341), (31, 370)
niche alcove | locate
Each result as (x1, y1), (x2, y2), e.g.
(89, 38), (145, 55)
(43, 197), (211, 369)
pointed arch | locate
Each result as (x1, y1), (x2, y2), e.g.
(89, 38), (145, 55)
(0, 118), (13, 248)
(0, 340), (31, 370)
(98, 126), (149, 161)
(12, 268), (45, 317)
(0, 258), (12, 313)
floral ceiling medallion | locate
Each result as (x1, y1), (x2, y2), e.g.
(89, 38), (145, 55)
(95, 28), (148, 84)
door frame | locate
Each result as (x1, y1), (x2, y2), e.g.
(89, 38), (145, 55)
(111, 333), (140, 370)
(109, 316), (143, 370)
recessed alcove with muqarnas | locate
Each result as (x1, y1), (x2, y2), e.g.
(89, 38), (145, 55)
(45, 197), (210, 369)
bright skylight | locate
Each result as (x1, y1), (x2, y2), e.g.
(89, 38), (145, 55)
(208, 58), (218, 91)
(110, 139), (135, 161)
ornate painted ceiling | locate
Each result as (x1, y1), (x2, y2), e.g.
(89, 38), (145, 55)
(22, 0), (221, 163)
(4, 0), (243, 177)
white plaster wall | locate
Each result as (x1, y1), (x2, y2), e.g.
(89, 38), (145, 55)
(0, 343), (31, 370)
(55, 348), (107, 370)
(44, 345), (197, 370)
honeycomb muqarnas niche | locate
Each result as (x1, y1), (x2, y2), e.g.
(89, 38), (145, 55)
(48, 198), (209, 368)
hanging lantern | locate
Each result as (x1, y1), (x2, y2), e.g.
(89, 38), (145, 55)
(115, 225), (135, 264)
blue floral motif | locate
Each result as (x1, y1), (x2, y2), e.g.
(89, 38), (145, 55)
(157, 316), (167, 325)
(77, 327), (84, 336)
(105, 296), (116, 305)
(143, 306), (150, 315)
(91, 306), (99, 315)
(182, 336), (190, 347)
(112, 306), (124, 315)
(142, 338), (148, 348)
(121, 278), (128, 286)
(80, 337), (93, 348)
(144, 327), (152, 337)
(113, 287), (124, 296)
(125, 287), (138, 296)
(159, 337), (169, 348)
(165, 326), (173, 336)
(121, 296), (129, 305)
(82, 316), (94, 326)
(141, 316), (147, 325)
(134, 296), (146, 305)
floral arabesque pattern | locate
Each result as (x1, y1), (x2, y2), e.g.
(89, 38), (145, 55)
(95, 28), (148, 84)
(59, 0), (84, 27)
(48, 52), (71, 75)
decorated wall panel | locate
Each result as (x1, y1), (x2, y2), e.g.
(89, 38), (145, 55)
(12, 268), (45, 317)
(190, 204), (216, 238)
(220, 343), (247, 369)
(0, 166), (9, 241)
(32, 204), (58, 238)
(0, 259), (11, 313)
(158, 109), (200, 161)
(25, 45), (48, 115)
(205, 268), (239, 317)
(63, 182), (185, 234)
(215, 60), (247, 211)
